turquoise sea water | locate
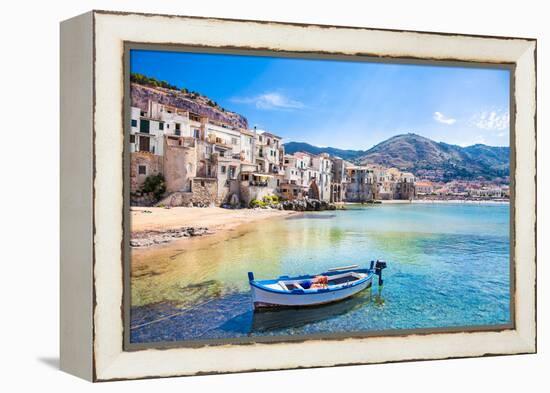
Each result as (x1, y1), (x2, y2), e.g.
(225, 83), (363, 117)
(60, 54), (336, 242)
(130, 203), (510, 344)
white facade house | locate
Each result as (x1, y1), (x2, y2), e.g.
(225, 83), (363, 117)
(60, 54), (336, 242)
(312, 153), (333, 202)
(206, 122), (242, 158)
(240, 130), (256, 163)
(256, 131), (283, 174)
(130, 106), (165, 156)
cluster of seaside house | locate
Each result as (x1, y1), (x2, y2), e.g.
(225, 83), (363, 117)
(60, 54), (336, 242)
(129, 97), (416, 207)
(414, 180), (509, 199)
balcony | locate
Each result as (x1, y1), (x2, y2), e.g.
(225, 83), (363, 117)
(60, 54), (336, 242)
(249, 181), (268, 187)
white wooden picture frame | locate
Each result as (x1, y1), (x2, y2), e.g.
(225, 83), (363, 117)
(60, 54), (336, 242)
(60, 10), (536, 381)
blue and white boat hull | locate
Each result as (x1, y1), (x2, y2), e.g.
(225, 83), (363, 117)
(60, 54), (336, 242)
(250, 277), (373, 308)
(248, 264), (385, 309)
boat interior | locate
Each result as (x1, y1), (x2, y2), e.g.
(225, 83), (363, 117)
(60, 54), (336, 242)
(265, 271), (368, 292)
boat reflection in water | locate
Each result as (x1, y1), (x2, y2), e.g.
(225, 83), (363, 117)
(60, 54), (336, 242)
(250, 286), (384, 333)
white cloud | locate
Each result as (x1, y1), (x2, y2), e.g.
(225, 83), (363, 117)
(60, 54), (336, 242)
(433, 111), (456, 125)
(231, 92), (304, 110)
(472, 109), (509, 131)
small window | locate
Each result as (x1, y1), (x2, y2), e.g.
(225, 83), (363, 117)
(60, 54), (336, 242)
(232, 137), (238, 145)
(194, 129), (200, 138)
(138, 165), (146, 175)
(200, 180), (205, 187)
(221, 166), (227, 174)
(130, 134), (135, 143)
(131, 119), (137, 127)
(140, 119), (150, 133)
(175, 123), (181, 130)
(159, 122), (164, 130)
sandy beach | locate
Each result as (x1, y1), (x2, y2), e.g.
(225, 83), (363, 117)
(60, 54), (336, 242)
(131, 206), (300, 246)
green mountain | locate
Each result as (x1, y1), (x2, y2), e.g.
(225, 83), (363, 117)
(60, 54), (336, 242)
(283, 142), (367, 162)
(284, 134), (510, 181)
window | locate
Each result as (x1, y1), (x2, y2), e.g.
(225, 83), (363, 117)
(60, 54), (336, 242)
(140, 119), (150, 133)
(229, 166), (236, 179)
(131, 119), (137, 127)
(232, 137), (239, 145)
(175, 123), (181, 130)
(138, 165), (146, 175)
(194, 129), (200, 138)
(221, 166), (227, 174)
(130, 134), (135, 144)
(158, 122), (164, 130)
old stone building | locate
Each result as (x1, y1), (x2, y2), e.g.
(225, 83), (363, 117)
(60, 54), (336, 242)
(129, 88), (418, 207)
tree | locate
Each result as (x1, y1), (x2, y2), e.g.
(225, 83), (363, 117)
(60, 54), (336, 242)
(141, 173), (166, 201)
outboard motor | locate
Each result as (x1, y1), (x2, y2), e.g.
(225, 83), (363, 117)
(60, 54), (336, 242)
(374, 260), (387, 286)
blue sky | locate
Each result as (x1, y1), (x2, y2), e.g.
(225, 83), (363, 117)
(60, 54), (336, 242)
(131, 49), (510, 150)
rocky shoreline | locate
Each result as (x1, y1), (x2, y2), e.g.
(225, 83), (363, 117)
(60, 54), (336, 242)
(131, 226), (211, 248)
(130, 200), (338, 248)
(281, 199), (338, 211)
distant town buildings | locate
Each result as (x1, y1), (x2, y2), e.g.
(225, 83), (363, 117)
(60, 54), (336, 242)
(130, 88), (508, 207)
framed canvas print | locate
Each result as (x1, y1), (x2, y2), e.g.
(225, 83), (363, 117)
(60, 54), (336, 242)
(60, 10), (537, 381)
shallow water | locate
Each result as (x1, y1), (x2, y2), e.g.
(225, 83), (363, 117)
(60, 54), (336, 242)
(130, 203), (510, 344)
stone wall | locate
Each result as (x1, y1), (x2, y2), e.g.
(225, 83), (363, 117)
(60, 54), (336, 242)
(191, 178), (217, 206)
(157, 178), (218, 207)
(394, 181), (416, 200)
(130, 152), (163, 193)
(240, 183), (277, 206)
(163, 137), (197, 193)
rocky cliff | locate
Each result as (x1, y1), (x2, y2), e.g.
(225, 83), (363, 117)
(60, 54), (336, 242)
(131, 83), (248, 129)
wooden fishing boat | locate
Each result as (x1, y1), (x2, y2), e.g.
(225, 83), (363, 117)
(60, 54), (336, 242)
(248, 261), (387, 310)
